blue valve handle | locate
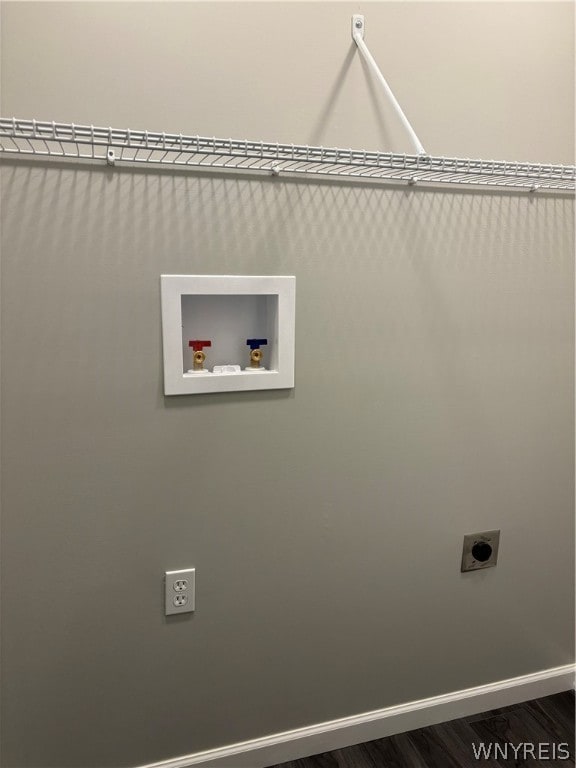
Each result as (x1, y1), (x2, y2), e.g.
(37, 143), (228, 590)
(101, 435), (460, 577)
(246, 338), (268, 350)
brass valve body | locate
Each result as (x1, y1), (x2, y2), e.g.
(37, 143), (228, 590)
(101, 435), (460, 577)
(250, 349), (263, 368)
(193, 350), (206, 371)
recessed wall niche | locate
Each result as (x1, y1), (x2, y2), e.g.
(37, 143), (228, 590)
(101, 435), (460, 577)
(161, 275), (295, 395)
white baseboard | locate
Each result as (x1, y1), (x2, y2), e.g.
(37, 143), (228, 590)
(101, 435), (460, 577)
(140, 663), (575, 768)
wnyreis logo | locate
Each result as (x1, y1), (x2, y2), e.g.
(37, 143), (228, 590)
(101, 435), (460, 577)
(472, 743), (571, 761)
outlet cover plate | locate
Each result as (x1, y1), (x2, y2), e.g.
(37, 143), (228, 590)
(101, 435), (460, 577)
(461, 530), (500, 572)
(165, 568), (195, 615)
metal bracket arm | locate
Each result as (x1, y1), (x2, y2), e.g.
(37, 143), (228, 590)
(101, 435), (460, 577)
(352, 15), (426, 156)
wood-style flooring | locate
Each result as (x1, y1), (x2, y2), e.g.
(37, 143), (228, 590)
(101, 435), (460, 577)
(269, 690), (575, 768)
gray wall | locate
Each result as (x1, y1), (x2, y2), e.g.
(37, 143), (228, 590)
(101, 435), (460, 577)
(1, 3), (574, 767)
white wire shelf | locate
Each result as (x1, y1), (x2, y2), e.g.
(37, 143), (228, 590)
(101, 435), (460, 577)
(1, 118), (574, 192)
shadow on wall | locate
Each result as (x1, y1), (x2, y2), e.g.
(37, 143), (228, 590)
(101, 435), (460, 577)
(1, 158), (573, 414)
(3, 159), (573, 270)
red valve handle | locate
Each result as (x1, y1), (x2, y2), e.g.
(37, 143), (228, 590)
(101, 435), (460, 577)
(189, 340), (212, 352)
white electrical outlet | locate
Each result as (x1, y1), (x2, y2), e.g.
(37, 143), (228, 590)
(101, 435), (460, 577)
(165, 568), (195, 615)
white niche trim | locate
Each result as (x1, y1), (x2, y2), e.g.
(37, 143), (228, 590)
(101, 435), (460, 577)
(161, 275), (295, 395)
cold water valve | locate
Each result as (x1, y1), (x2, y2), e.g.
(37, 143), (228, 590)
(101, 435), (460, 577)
(246, 338), (268, 371)
(188, 340), (211, 373)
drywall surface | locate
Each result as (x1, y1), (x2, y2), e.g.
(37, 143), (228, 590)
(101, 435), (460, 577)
(1, 3), (574, 767)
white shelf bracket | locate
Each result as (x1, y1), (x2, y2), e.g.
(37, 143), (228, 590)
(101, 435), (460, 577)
(352, 15), (427, 156)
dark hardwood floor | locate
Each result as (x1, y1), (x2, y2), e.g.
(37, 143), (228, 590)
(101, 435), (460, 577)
(269, 690), (575, 768)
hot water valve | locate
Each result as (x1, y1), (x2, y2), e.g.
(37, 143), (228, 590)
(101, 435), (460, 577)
(188, 340), (211, 373)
